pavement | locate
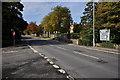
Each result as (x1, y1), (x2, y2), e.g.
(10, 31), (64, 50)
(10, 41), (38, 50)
(2, 40), (69, 79)
(67, 44), (119, 55)
(2, 36), (119, 79)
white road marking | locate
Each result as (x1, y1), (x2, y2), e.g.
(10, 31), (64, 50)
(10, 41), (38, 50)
(58, 69), (66, 74)
(49, 61), (54, 64)
(38, 53), (42, 56)
(47, 59), (50, 62)
(28, 45), (38, 53)
(50, 45), (54, 46)
(52, 65), (60, 69)
(41, 54), (45, 57)
(67, 75), (74, 80)
(57, 46), (66, 50)
(44, 56), (48, 59)
(3, 51), (18, 53)
(73, 51), (100, 60)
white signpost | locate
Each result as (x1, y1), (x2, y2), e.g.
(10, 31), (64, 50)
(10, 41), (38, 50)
(100, 29), (110, 41)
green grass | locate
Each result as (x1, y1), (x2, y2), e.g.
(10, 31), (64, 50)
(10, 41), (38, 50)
(40, 38), (52, 40)
(25, 35), (35, 37)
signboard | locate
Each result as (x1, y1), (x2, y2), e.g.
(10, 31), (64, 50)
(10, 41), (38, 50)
(100, 29), (110, 41)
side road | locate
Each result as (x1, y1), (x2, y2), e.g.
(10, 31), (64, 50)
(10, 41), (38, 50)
(2, 40), (69, 79)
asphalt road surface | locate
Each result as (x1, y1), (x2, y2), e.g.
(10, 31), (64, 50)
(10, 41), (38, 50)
(23, 36), (119, 79)
(2, 39), (67, 79)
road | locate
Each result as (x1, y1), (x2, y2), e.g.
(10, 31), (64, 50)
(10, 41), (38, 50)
(2, 38), (67, 79)
(24, 36), (118, 78)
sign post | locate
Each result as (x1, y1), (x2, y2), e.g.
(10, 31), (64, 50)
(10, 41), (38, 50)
(12, 31), (16, 46)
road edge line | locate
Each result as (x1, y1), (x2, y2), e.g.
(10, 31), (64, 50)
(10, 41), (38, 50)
(27, 45), (75, 80)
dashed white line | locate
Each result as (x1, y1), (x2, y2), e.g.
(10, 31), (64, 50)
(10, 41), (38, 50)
(28, 45), (38, 53)
(50, 45), (54, 46)
(3, 51), (18, 53)
(58, 69), (66, 74)
(52, 65), (60, 69)
(44, 56), (48, 59)
(47, 59), (50, 62)
(73, 51), (100, 60)
(27, 44), (74, 80)
(57, 46), (67, 50)
(49, 61), (54, 65)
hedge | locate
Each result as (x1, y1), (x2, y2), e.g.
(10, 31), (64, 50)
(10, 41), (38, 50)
(100, 42), (115, 48)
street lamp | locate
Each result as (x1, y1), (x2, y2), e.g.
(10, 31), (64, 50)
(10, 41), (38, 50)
(93, 1), (95, 47)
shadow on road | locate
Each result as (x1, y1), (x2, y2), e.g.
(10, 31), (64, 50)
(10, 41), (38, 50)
(22, 36), (69, 46)
(29, 39), (69, 46)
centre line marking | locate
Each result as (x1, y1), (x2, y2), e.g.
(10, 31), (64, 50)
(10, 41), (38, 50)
(57, 46), (66, 50)
(73, 51), (100, 60)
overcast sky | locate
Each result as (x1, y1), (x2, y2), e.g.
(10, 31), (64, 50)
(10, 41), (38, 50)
(21, 2), (87, 25)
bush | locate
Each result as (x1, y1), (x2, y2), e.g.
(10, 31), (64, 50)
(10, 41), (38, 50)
(100, 42), (115, 48)
(79, 39), (92, 46)
(79, 33), (93, 46)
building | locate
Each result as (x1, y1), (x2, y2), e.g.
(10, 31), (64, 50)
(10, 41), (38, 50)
(70, 24), (75, 33)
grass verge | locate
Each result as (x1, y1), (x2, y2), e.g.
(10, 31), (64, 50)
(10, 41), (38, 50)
(25, 35), (52, 40)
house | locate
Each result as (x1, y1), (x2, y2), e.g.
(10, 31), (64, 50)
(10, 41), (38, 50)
(70, 24), (75, 33)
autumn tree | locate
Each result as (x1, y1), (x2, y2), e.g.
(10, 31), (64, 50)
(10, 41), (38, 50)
(41, 6), (73, 33)
(27, 22), (38, 34)
(95, 2), (120, 43)
(41, 15), (53, 32)
(36, 24), (44, 36)
(51, 6), (73, 33)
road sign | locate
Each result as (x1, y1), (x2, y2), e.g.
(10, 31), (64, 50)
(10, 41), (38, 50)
(12, 31), (16, 46)
(12, 32), (16, 36)
(100, 29), (110, 41)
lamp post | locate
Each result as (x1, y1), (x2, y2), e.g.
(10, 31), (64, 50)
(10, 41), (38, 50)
(93, 2), (95, 47)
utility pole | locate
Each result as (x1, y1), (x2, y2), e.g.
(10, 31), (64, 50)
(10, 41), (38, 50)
(93, 2), (95, 47)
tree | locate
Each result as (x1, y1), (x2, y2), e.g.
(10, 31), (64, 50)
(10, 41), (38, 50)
(79, 2), (95, 44)
(41, 6), (73, 33)
(36, 24), (44, 36)
(73, 23), (81, 33)
(2, 2), (28, 47)
(41, 15), (53, 32)
(27, 22), (38, 34)
(80, 2), (94, 34)
(95, 2), (120, 43)
(51, 6), (73, 33)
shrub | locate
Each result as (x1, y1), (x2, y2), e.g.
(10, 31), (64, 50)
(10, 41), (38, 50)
(79, 39), (92, 46)
(79, 33), (93, 46)
(100, 42), (115, 48)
